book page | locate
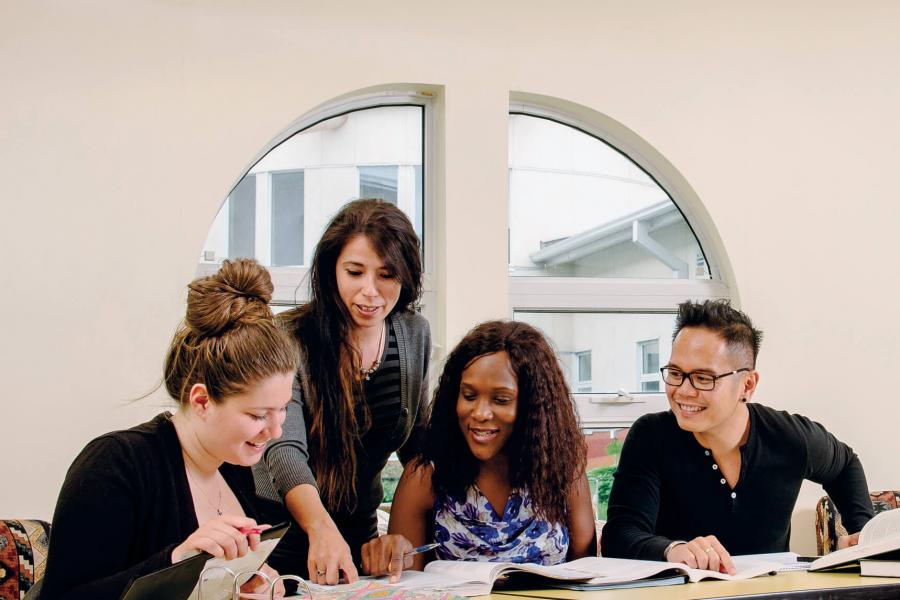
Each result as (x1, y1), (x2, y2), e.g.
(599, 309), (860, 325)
(860, 509), (900, 546)
(684, 556), (781, 582)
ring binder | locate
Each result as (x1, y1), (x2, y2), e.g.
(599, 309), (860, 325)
(270, 574), (312, 599)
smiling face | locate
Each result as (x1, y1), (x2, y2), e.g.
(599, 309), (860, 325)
(456, 351), (519, 468)
(335, 234), (402, 330)
(200, 372), (294, 466)
(666, 327), (757, 440)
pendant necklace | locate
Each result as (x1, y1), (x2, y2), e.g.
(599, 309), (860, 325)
(184, 456), (223, 516)
(360, 320), (386, 381)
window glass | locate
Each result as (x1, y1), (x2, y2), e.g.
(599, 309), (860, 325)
(271, 170), (304, 267)
(508, 114), (709, 279)
(514, 311), (675, 395)
(201, 105), (423, 267)
(359, 165), (399, 204)
(639, 339), (661, 392)
(227, 175), (256, 259)
(585, 427), (628, 519)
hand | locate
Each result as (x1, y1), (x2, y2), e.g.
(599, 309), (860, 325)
(666, 535), (736, 575)
(837, 532), (861, 549)
(361, 534), (414, 583)
(172, 515), (268, 563)
(306, 518), (359, 585)
(239, 562), (285, 599)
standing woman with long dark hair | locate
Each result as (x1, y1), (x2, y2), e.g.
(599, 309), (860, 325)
(254, 199), (430, 585)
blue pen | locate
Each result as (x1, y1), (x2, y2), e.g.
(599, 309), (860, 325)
(403, 542), (440, 557)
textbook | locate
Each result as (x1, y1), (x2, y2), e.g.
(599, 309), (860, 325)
(860, 559), (900, 578)
(810, 508), (900, 572)
(120, 523), (289, 600)
(418, 555), (781, 596)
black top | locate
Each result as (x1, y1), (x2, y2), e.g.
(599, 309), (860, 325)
(323, 321), (410, 550)
(40, 413), (275, 600)
(602, 403), (873, 561)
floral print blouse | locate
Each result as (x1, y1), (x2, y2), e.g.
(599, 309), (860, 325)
(433, 486), (569, 564)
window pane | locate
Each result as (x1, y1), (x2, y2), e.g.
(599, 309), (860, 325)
(359, 165), (398, 204)
(514, 311), (675, 394)
(271, 171), (304, 267)
(577, 351), (592, 382)
(640, 339), (660, 374)
(201, 105), (423, 267)
(228, 175), (255, 259)
(641, 380), (661, 392)
(509, 114), (709, 279)
(585, 428), (628, 519)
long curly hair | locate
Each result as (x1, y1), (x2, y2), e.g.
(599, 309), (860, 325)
(279, 199), (422, 512)
(419, 320), (586, 525)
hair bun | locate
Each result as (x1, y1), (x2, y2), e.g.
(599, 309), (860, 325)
(185, 258), (275, 337)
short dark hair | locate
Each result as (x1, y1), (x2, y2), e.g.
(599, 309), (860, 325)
(674, 299), (763, 367)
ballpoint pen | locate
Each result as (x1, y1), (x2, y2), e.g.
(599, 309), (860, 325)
(403, 542), (440, 557)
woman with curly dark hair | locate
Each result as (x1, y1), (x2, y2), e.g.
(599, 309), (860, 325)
(360, 320), (595, 581)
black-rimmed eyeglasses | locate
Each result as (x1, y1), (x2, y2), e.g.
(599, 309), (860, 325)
(660, 366), (751, 391)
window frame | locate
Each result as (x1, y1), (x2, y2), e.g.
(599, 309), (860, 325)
(198, 90), (436, 313)
(507, 101), (731, 429)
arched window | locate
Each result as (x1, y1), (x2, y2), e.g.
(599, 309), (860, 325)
(508, 99), (731, 518)
(198, 90), (435, 317)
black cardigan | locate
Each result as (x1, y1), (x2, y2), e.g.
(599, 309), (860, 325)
(602, 403), (874, 560)
(41, 413), (272, 600)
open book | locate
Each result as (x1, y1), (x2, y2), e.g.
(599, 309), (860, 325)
(810, 508), (900, 571)
(418, 555), (781, 596)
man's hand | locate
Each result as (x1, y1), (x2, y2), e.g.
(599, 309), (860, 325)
(665, 535), (736, 575)
(837, 532), (861, 550)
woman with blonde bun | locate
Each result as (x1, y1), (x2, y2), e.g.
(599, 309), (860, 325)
(40, 259), (298, 600)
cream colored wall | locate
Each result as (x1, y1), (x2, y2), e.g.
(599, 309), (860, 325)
(2, 1), (898, 555)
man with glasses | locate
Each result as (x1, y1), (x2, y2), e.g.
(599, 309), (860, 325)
(602, 299), (872, 573)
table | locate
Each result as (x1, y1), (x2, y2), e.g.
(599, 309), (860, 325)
(490, 571), (900, 599)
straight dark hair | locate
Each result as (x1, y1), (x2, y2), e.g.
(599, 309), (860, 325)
(280, 199), (422, 511)
(419, 320), (586, 525)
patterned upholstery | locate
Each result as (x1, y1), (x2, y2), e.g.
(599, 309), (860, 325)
(0, 520), (50, 600)
(815, 490), (900, 555)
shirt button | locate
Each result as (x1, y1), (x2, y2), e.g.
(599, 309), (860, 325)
(712, 464), (719, 470)
(704, 450), (710, 456)
(731, 492), (737, 499)
(720, 478), (726, 485)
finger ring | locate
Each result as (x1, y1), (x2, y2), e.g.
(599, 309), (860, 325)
(316, 570), (326, 576)
(705, 547), (713, 553)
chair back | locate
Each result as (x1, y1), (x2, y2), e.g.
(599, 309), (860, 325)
(815, 490), (900, 555)
(0, 519), (51, 600)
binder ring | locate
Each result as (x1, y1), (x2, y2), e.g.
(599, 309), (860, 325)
(198, 565), (235, 600)
(271, 574), (312, 599)
(233, 569), (271, 599)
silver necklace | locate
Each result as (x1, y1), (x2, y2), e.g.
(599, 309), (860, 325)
(184, 458), (223, 516)
(360, 321), (386, 381)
